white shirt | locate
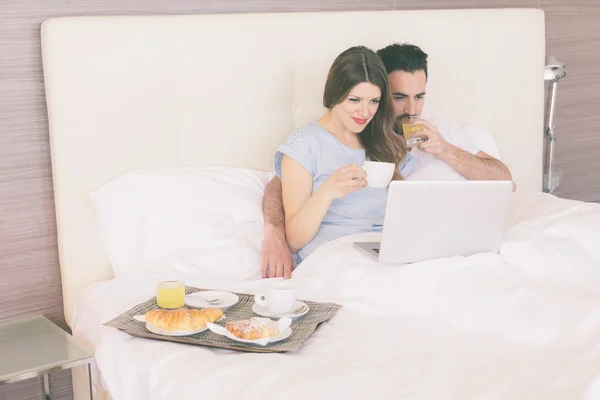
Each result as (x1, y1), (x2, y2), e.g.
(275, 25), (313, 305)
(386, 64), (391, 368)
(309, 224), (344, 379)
(404, 115), (501, 181)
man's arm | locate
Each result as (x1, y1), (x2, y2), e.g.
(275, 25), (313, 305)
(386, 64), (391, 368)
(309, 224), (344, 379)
(260, 176), (294, 279)
(264, 176), (286, 228)
(408, 119), (514, 187)
(436, 148), (512, 181)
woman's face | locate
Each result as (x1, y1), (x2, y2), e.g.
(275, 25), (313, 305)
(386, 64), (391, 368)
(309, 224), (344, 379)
(331, 82), (381, 134)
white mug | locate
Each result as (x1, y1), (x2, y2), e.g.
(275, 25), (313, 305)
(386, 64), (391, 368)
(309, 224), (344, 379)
(254, 280), (297, 315)
(362, 161), (395, 188)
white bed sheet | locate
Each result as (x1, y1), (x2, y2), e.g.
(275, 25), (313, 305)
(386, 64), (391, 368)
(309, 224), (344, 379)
(72, 191), (600, 400)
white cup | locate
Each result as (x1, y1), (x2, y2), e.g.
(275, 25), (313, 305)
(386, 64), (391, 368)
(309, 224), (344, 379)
(361, 161), (395, 188)
(254, 280), (297, 315)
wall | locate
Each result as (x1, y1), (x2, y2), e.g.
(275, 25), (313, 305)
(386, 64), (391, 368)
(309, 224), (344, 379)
(544, 1), (600, 200)
(0, 1), (597, 398)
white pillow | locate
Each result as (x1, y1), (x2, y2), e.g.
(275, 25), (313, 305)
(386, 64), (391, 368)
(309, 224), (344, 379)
(90, 167), (274, 278)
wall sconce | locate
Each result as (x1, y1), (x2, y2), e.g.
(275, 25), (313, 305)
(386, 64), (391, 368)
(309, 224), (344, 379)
(543, 55), (566, 193)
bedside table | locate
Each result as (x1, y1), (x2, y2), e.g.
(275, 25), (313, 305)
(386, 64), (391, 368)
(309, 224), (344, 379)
(0, 315), (95, 399)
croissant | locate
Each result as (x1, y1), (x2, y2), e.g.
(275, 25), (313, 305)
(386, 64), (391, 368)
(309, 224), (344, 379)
(226, 317), (280, 340)
(145, 308), (223, 332)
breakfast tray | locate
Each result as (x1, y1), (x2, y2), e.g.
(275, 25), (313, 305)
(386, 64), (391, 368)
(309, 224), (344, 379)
(103, 286), (342, 353)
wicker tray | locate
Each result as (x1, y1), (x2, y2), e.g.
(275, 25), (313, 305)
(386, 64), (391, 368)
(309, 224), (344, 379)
(103, 286), (342, 353)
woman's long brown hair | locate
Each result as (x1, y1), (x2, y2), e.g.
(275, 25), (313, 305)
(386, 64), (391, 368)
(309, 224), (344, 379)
(323, 46), (406, 180)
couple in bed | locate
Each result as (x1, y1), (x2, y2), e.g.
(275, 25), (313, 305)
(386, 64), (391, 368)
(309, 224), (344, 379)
(261, 43), (514, 279)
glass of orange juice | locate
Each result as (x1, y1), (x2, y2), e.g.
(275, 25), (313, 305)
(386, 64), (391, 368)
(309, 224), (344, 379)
(156, 271), (185, 309)
(400, 117), (427, 147)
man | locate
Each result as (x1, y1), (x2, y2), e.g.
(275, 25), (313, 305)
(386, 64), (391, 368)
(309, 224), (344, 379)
(377, 43), (512, 183)
(260, 43), (513, 279)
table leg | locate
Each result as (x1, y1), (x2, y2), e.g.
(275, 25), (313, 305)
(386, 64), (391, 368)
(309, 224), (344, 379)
(88, 363), (94, 400)
(42, 373), (50, 400)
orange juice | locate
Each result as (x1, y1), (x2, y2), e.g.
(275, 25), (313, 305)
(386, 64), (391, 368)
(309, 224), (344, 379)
(156, 281), (185, 309)
(401, 123), (423, 138)
(401, 123), (425, 147)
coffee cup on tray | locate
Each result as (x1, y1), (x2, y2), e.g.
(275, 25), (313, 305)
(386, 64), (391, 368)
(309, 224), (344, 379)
(254, 279), (297, 315)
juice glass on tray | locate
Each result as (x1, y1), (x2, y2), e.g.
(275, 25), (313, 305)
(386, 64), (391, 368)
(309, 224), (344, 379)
(156, 271), (185, 309)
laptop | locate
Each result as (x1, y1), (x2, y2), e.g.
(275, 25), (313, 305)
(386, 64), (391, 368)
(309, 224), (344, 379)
(354, 180), (513, 264)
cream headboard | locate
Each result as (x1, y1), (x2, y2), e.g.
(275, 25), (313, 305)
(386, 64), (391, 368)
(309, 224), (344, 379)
(41, 9), (545, 325)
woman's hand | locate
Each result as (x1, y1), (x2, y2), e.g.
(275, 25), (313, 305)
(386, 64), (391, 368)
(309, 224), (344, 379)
(280, 158), (365, 253)
(317, 164), (367, 202)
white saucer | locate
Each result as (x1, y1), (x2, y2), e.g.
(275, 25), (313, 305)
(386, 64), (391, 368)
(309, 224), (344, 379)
(145, 322), (207, 336)
(252, 301), (309, 319)
(185, 291), (239, 309)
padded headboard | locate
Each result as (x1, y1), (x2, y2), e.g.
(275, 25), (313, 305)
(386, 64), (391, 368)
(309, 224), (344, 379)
(41, 9), (545, 325)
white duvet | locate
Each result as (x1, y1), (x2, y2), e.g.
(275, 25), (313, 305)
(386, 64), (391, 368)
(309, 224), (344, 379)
(72, 191), (600, 400)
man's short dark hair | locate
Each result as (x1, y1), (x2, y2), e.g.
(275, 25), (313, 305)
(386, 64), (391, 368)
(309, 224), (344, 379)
(377, 43), (428, 79)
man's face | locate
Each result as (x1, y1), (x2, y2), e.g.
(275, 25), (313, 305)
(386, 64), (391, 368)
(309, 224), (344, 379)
(387, 69), (427, 129)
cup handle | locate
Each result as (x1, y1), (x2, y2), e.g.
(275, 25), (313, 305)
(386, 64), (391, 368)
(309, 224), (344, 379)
(254, 293), (268, 306)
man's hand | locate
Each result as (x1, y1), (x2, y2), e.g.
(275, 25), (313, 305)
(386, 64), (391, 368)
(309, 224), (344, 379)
(261, 224), (294, 279)
(407, 119), (450, 158)
(407, 119), (513, 182)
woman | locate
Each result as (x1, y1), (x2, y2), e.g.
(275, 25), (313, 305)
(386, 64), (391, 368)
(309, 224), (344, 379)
(274, 46), (407, 264)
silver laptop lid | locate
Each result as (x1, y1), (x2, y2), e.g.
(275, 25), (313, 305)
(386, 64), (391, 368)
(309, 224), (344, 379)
(378, 180), (513, 264)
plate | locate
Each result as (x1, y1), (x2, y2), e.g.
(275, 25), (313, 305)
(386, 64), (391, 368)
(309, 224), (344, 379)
(234, 326), (292, 345)
(145, 321), (207, 336)
(252, 301), (309, 320)
(133, 313), (223, 337)
(185, 291), (239, 309)
(206, 318), (292, 346)
(133, 315), (146, 323)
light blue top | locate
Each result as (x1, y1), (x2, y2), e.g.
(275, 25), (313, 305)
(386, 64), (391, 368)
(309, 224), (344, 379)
(274, 120), (416, 264)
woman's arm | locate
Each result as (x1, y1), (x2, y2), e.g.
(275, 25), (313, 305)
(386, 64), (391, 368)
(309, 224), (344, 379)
(280, 156), (330, 252)
(281, 155), (367, 252)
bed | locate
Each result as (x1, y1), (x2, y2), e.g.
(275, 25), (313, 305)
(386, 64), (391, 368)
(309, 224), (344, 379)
(40, 8), (600, 400)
